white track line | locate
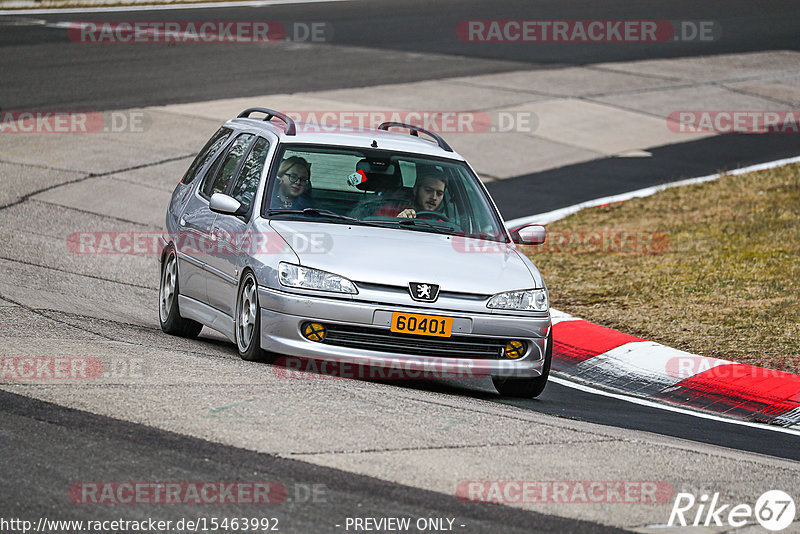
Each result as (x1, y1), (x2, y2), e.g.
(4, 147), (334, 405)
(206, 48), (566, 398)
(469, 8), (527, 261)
(507, 154), (800, 227)
(550, 376), (800, 436)
(0, 0), (350, 15)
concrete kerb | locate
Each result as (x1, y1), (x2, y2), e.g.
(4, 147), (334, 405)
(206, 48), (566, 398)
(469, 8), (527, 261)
(510, 157), (800, 429)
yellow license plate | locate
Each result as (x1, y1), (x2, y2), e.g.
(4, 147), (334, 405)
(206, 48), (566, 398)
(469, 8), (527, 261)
(390, 312), (453, 338)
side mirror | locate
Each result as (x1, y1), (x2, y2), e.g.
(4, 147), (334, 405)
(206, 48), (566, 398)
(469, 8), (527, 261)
(510, 224), (546, 245)
(209, 193), (244, 216)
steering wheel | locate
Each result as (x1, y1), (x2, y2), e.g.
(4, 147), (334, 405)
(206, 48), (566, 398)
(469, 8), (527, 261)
(414, 210), (451, 222)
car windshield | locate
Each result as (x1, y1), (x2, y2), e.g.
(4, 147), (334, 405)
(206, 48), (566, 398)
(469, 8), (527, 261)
(263, 145), (508, 242)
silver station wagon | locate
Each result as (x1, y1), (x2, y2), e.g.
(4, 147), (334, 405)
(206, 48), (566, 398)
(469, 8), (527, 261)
(158, 108), (552, 397)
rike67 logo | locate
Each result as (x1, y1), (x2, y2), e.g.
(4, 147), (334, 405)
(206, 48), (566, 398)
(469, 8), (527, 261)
(668, 490), (796, 531)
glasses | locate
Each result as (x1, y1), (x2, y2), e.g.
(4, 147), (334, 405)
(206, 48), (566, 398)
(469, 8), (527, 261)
(282, 171), (310, 185)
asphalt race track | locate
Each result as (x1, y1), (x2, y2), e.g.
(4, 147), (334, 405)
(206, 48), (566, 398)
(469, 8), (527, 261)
(2, 0), (800, 110)
(1, 1), (799, 532)
(0, 389), (625, 534)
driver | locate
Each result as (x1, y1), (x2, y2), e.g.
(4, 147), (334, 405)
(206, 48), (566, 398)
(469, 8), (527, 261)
(373, 170), (446, 218)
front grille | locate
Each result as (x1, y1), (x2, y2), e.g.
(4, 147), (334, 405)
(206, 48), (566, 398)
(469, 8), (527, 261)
(321, 324), (508, 359)
(356, 282), (489, 301)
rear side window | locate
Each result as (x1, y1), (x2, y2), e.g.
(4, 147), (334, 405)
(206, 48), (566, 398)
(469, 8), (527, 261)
(201, 134), (254, 198)
(230, 137), (270, 214)
(180, 127), (233, 185)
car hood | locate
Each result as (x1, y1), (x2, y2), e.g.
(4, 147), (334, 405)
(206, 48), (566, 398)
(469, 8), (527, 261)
(268, 220), (541, 295)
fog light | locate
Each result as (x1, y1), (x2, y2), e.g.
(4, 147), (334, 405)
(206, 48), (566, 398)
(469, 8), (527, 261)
(303, 322), (326, 342)
(503, 340), (525, 359)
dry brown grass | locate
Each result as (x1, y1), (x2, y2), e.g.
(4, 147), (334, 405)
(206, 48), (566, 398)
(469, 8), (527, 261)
(523, 163), (800, 373)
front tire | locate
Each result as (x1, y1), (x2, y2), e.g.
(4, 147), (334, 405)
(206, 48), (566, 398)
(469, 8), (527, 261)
(159, 247), (203, 338)
(235, 271), (274, 363)
(493, 329), (552, 398)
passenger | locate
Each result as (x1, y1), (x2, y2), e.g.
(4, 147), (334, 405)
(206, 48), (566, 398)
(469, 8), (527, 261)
(272, 156), (313, 209)
(373, 170), (446, 218)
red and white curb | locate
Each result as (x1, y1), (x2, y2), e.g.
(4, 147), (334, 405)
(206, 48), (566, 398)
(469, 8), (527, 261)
(508, 156), (800, 429)
(549, 310), (800, 428)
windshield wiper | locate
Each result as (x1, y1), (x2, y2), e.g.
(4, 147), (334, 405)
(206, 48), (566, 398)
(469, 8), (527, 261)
(268, 208), (357, 221)
(395, 219), (456, 233)
(269, 209), (455, 233)
(268, 208), (387, 227)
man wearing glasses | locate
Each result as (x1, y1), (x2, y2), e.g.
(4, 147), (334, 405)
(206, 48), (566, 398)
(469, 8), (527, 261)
(272, 156), (314, 210)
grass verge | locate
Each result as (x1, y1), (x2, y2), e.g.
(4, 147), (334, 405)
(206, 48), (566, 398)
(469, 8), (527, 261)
(523, 163), (800, 374)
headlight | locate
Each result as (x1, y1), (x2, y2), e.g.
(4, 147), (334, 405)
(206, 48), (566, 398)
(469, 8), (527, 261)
(487, 288), (548, 311)
(278, 262), (357, 294)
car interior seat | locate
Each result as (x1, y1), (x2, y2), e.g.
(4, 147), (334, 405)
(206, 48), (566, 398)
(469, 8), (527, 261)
(349, 159), (409, 217)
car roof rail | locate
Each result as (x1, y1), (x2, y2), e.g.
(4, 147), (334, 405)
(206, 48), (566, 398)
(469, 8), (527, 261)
(237, 107), (296, 136)
(377, 122), (453, 152)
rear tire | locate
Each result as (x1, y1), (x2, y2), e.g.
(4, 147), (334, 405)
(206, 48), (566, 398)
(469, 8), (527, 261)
(493, 329), (552, 398)
(159, 247), (203, 338)
(235, 271), (275, 363)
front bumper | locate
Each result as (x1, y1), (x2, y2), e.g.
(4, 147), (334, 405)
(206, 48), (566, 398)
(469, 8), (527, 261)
(258, 287), (551, 378)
